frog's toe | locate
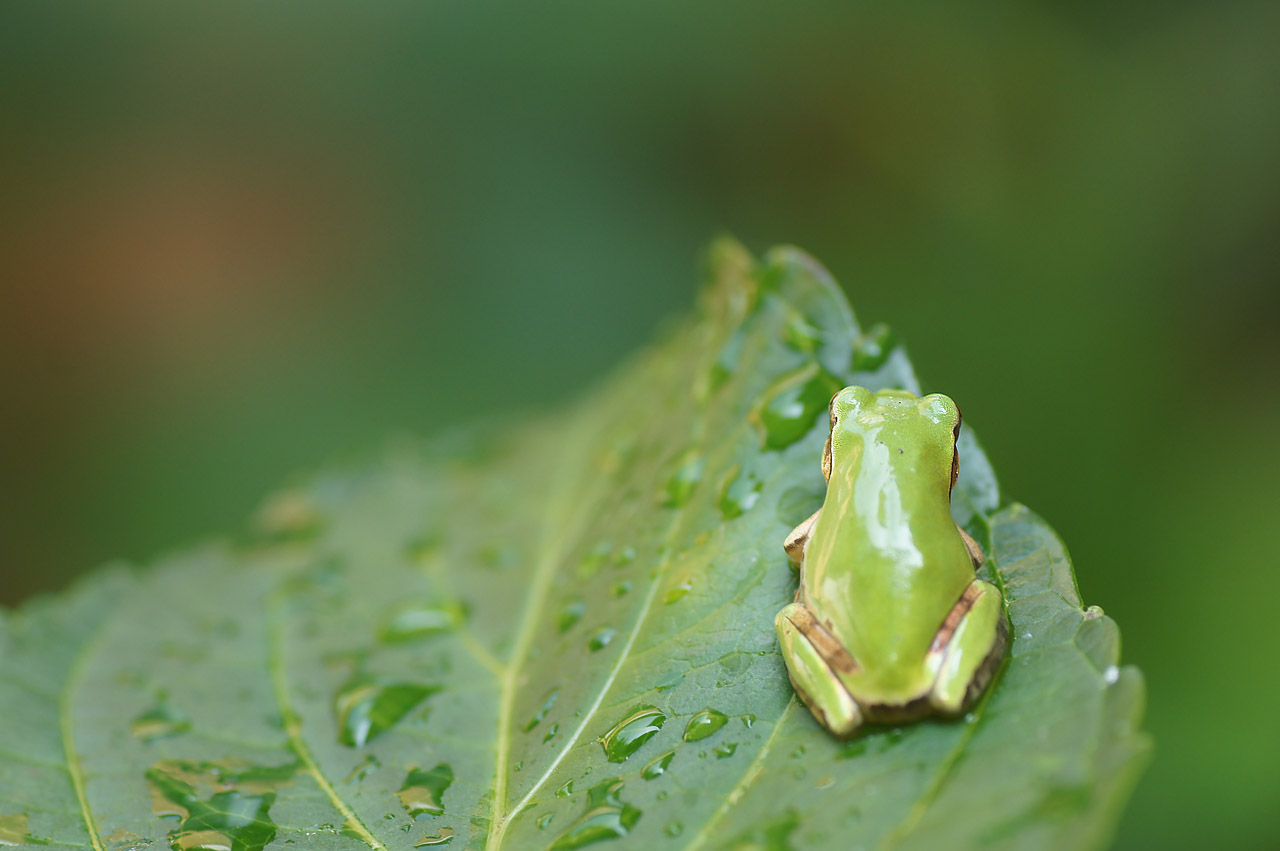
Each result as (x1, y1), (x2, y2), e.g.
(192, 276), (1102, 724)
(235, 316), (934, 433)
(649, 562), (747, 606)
(775, 603), (864, 736)
(925, 579), (1008, 715)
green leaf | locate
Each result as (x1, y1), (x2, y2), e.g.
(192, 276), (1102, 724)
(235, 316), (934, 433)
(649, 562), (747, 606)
(0, 239), (1149, 851)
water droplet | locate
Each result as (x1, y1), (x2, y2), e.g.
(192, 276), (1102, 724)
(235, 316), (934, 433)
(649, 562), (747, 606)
(1104, 665), (1120, 685)
(577, 541), (613, 580)
(1085, 605), (1106, 620)
(659, 450), (705, 508)
(146, 759), (298, 851)
(558, 599), (587, 633)
(103, 828), (150, 850)
(397, 764), (453, 818)
(790, 745), (806, 759)
(131, 694), (191, 742)
(378, 601), (466, 644)
(543, 723), (560, 743)
(641, 750), (675, 780)
(612, 581), (632, 597)
(850, 323), (896, 372)
(599, 705), (666, 762)
(548, 779), (642, 851)
(335, 678), (440, 747)
(556, 780), (574, 798)
(741, 714), (756, 729)
(713, 743), (738, 759)
(0, 813), (44, 846)
(682, 709), (728, 742)
(538, 814), (555, 830)
(344, 754), (381, 784)
(514, 761), (523, 772)
(524, 688), (561, 732)
(663, 581), (692, 605)
(653, 672), (683, 692)
(665, 822), (684, 838)
(753, 362), (842, 450)
(784, 313), (822, 353)
(719, 467), (764, 520)
(414, 826), (454, 847)
(587, 627), (617, 652)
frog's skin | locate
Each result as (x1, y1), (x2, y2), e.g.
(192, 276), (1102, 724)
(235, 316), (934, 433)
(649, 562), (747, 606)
(775, 386), (1008, 737)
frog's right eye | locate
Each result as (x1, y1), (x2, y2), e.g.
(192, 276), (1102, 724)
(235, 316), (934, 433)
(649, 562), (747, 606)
(831, 385), (873, 423)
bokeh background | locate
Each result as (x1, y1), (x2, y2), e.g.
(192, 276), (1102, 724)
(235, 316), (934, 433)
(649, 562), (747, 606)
(2, 2), (1277, 848)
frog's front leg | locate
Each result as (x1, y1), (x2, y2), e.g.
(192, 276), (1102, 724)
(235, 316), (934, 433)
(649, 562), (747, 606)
(783, 510), (821, 569)
(775, 603), (863, 736)
(925, 579), (1008, 715)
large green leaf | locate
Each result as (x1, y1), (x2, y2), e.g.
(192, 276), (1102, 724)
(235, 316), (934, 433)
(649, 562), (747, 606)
(0, 240), (1148, 851)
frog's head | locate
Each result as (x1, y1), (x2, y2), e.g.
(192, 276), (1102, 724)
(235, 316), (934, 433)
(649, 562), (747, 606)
(825, 386), (963, 491)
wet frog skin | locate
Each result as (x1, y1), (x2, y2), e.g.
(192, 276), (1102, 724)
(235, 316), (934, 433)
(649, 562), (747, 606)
(775, 386), (1008, 736)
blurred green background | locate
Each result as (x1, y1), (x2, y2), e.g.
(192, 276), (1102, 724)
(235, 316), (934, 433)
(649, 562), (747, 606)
(2, 2), (1277, 847)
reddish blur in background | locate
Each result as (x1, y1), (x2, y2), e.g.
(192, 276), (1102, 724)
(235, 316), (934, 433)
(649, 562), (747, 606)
(2, 3), (1277, 848)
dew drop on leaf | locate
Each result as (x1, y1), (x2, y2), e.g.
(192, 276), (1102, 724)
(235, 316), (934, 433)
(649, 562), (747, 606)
(334, 679), (440, 747)
(714, 743), (738, 759)
(543, 722), (560, 743)
(145, 759), (296, 851)
(659, 450), (705, 508)
(343, 753), (381, 784)
(556, 780), (574, 798)
(577, 541), (613, 581)
(784, 312), (822, 353)
(849, 322), (896, 373)
(587, 627), (617, 652)
(741, 714), (756, 729)
(683, 708), (728, 742)
(641, 750), (675, 780)
(665, 822), (684, 838)
(719, 467), (764, 520)
(397, 763), (454, 818)
(413, 826), (454, 847)
(524, 688), (561, 732)
(538, 814), (555, 830)
(599, 705), (666, 762)
(663, 581), (692, 605)
(557, 599), (586, 633)
(378, 601), (466, 644)
(753, 361), (842, 450)
(130, 694), (191, 743)
(548, 779), (642, 851)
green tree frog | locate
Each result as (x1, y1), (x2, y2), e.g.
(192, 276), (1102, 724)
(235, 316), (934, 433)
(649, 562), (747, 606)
(775, 386), (1007, 736)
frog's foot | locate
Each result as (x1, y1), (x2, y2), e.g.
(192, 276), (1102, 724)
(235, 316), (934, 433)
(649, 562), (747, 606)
(925, 579), (1008, 715)
(775, 602), (863, 736)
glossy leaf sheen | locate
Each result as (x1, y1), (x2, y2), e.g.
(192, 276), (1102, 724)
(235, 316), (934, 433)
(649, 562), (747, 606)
(0, 240), (1149, 850)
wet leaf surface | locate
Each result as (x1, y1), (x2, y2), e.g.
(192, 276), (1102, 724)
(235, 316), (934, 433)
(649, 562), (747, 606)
(0, 240), (1148, 850)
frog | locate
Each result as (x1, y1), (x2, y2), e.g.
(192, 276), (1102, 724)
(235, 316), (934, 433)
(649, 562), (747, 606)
(775, 385), (1007, 736)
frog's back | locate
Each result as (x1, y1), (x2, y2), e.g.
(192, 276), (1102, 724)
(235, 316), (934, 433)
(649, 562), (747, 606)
(802, 389), (976, 701)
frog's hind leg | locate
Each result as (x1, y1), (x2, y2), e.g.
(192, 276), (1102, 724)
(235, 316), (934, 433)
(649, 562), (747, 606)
(925, 579), (1008, 715)
(775, 603), (863, 736)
